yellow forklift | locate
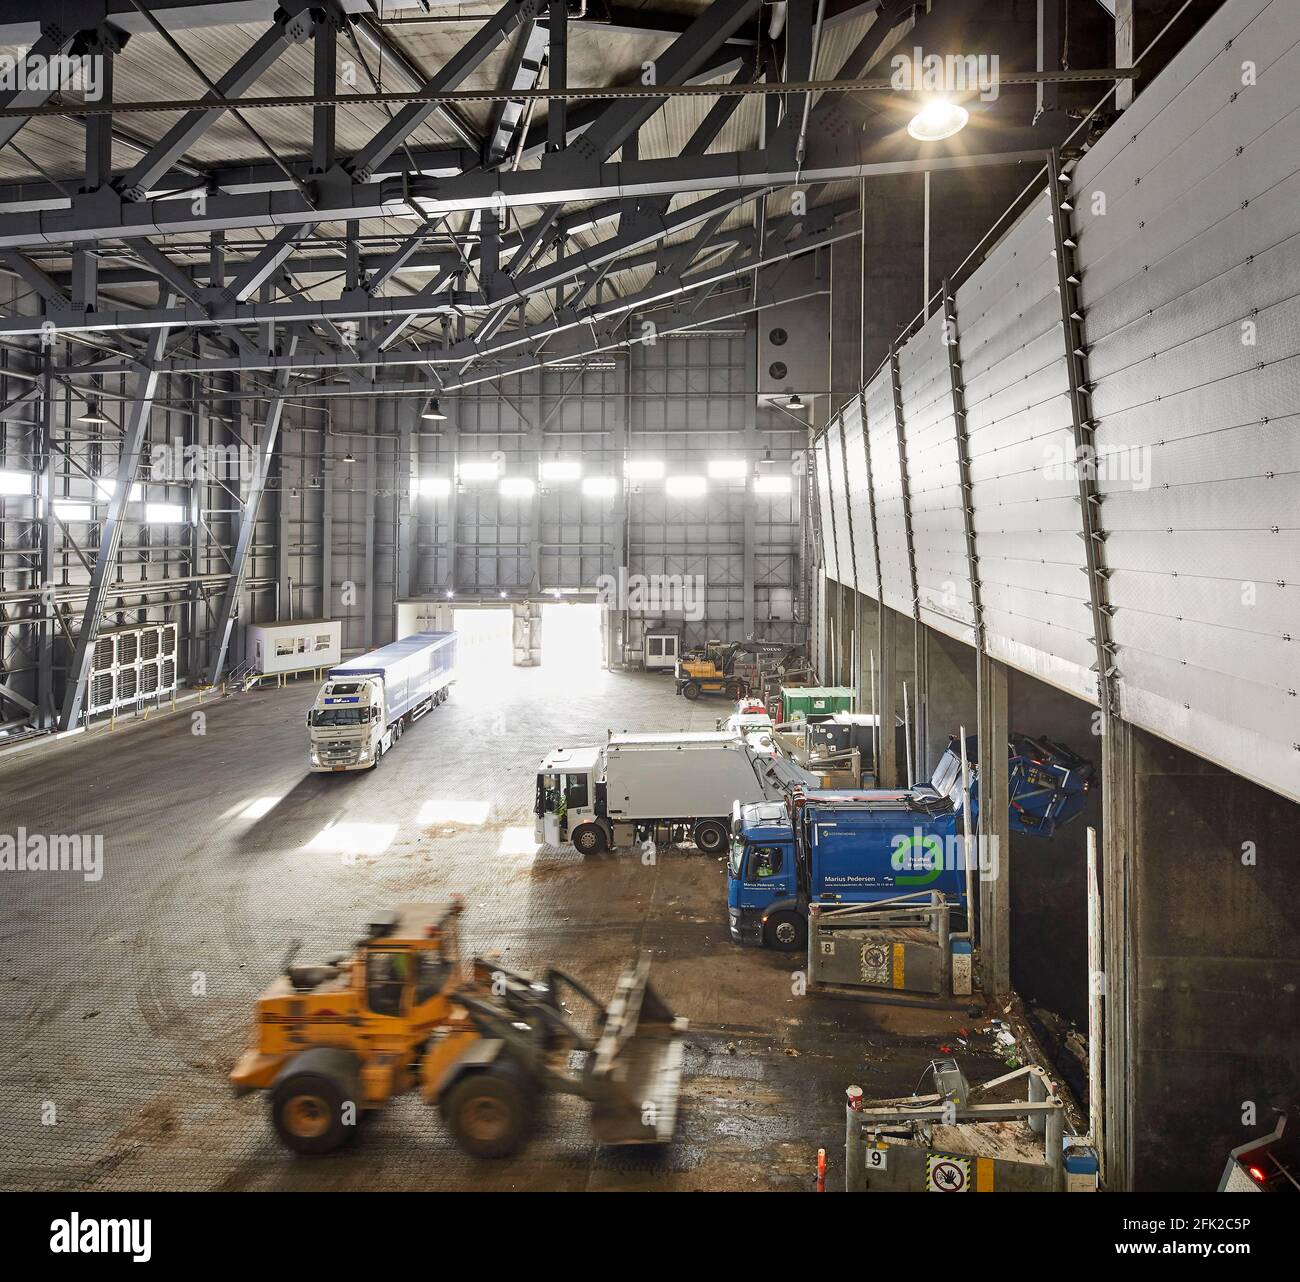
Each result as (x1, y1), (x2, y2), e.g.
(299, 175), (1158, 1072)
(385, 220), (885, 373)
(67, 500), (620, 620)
(231, 901), (686, 1158)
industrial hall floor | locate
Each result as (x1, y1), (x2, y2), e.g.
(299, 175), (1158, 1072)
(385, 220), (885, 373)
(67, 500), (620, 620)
(0, 661), (1007, 1192)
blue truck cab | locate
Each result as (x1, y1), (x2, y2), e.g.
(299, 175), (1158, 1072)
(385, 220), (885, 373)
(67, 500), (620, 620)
(727, 789), (969, 952)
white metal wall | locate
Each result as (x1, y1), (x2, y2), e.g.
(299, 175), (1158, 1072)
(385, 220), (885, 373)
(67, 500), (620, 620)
(818, 0), (1300, 802)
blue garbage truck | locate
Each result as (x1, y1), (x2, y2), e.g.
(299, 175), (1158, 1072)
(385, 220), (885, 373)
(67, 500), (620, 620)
(727, 732), (1093, 951)
(727, 789), (969, 950)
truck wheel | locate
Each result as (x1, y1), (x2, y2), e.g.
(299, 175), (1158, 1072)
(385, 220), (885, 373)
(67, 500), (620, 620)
(441, 1066), (534, 1159)
(571, 823), (607, 855)
(693, 819), (729, 855)
(682, 681), (701, 701)
(270, 1051), (361, 1155)
(764, 911), (807, 953)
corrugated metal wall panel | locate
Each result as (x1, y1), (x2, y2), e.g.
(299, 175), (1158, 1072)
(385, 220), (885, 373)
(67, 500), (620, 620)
(900, 309), (973, 643)
(955, 189), (1093, 696)
(864, 365), (912, 614)
(1072, 0), (1300, 800)
(825, 415), (853, 587)
(843, 396), (877, 597)
(814, 430), (839, 584)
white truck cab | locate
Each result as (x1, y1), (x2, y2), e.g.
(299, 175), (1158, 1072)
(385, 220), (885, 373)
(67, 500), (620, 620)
(307, 676), (390, 771)
(535, 745), (601, 845)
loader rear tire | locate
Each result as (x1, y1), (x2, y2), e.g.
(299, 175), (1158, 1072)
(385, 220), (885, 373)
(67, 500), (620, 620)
(682, 681), (701, 701)
(270, 1050), (361, 1155)
(441, 1065), (534, 1159)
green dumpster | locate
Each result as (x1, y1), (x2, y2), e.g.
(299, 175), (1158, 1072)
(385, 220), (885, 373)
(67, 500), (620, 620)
(781, 685), (856, 722)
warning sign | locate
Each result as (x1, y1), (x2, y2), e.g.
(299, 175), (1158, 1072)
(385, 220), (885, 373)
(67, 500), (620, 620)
(926, 1153), (971, 1192)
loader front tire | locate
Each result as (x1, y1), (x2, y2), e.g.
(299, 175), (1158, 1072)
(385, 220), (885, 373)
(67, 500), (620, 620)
(441, 1066), (533, 1159)
(270, 1052), (360, 1155)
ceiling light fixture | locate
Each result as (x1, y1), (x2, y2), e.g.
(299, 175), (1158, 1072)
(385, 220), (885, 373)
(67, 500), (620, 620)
(78, 400), (110, 425)
(421, 397), (447, 421)
(907, 98), (969, 142)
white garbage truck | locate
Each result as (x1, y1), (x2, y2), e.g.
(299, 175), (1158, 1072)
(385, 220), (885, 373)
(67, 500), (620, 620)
(307, 631), (457, 772)
(533, 730), (787, 855)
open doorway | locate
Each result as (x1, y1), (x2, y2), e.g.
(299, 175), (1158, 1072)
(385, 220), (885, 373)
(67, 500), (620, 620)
(452, 607), (514, 675)
(540, 602), (604, 674)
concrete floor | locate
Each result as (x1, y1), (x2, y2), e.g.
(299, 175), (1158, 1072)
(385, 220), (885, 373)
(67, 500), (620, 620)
(0, 662), (1007, 1192)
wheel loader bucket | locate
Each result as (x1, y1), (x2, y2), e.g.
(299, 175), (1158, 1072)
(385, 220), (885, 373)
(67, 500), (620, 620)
(587, 958), (687, 1145)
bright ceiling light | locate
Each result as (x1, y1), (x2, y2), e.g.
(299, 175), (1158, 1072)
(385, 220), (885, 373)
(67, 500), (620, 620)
(499, 476), (536, 498)
(665, 475), (707, 497)
(582, 476), (618, 497)
(459, 459), (499, 481)
(416, 476), (451, 498)
(753, 474), (793, 494)
(707, 459), (748, 479)
(907, 98), (969, 142)
(0, 469), (33, 496)
(421, 396), (447, 421)
(54, 501), (92, 521)
(95, 481), (142, 502)
(540, 459), (581, 481)
(78, 400), (110, 425)
(145, 502), (185, 523)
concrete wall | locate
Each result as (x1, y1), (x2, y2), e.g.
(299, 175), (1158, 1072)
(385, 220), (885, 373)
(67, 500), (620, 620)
(1128, 727), (1300, 1190)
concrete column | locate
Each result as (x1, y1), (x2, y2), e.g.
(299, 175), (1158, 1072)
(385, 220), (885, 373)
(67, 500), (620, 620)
(1101, 712), (1134, 1189)
(876, 603), (899, 787)
(977, 650), (1010, 995)
(1122, 725), (1300, 1190)
(921, 626), (977, 781)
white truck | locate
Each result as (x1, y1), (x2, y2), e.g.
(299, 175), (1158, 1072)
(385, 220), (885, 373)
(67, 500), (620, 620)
(533, 730), (787, 855)
(307, 631), (457, 772)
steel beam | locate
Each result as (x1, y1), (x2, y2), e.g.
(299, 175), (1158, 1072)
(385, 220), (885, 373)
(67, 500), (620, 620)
(114, 10), (312, 200)
(345, 0), (534, 182)
(57, 307), (176, 730)
(206, 339), (298, 683)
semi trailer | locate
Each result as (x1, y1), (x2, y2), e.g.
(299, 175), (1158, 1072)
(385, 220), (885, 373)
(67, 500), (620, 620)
(307, 631), (457, 772)
(534, 730), (785, 855)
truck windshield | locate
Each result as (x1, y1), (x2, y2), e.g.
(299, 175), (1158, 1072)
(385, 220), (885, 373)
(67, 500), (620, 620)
(728, 836), (745, 878)
(312, 707), (368, 727)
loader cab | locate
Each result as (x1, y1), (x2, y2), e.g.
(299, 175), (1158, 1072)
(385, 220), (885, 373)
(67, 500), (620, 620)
(726, 802), (798, 947)
(534, 745), (601, 844)
(357, 903), (460, 1028)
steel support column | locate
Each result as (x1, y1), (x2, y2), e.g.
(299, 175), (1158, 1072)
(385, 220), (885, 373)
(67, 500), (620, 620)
(206, 343), (298, 684)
